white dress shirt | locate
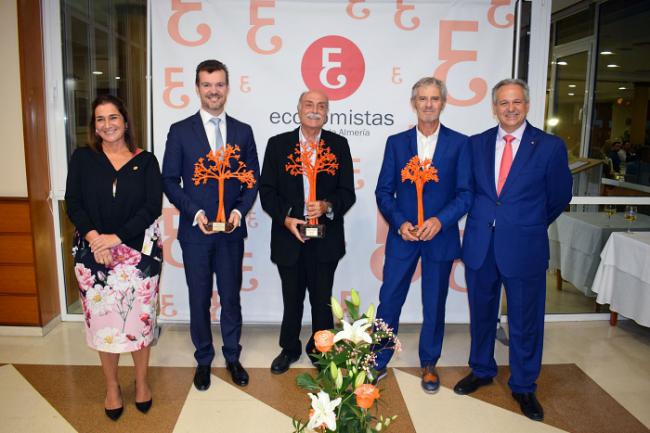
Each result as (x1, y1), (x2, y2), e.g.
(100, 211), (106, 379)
(199, 109), (227, 153)
(416, 123), (440, 162)
(493, 122), (526, 189)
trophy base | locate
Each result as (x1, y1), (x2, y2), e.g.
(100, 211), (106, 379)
(206, 221), (235, 233)
(300, 224), (325, 239)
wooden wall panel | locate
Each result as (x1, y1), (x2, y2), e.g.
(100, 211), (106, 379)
(17, 0), (60, 325)
(0, 235), (33, 264)
(0, 200), (31, 232)
(0, 265), (37, 294)
(0, 295), (39, 325)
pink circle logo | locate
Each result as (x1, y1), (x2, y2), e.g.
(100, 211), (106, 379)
(301, 36), (365, 101)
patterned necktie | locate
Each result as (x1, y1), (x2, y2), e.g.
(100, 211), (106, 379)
(209, 117), (224, 152)
(497, 134), (514, 196)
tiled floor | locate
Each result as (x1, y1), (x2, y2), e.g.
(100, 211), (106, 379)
(0, 320), (649, 433)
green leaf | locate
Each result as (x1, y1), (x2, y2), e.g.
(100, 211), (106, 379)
(296, 373), (320, 391)
(345, 300), (359, 320)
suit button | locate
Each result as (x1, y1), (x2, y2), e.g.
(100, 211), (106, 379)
(496, 201), (501, 206)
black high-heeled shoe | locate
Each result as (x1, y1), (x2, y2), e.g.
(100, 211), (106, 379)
(105, 385), (123, 421)
(135, 398), (153, 413)
(104, 406), (123, 421)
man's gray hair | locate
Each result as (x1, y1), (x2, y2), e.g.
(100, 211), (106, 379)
(297, 90), (329, 111)
(491, 78), (530, 104)
(410, 77), (447, 104)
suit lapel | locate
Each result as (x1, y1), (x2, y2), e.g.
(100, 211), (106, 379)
(191, 112), (211, 155)
(225, 114), (235, 146)
(431, 124), (449, 167)
(289, 128), (304, 202)
(500, 122), (538, 197)
(484, 127), (498, 199)
(407, 127), (418, 159)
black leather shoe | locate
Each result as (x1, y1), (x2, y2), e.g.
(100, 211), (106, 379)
(512, 392), (544, 421)
(270, 350), (300, 375)
(453, 372), (493, 395)
(421, 365), (440, 394)
(193, 365), (211, 391)
(135, 398), (152, 414)
(105, 406), (123, 421)
(227, 361), (249, 387)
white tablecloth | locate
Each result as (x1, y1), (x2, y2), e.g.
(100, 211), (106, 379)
(592, 232), (650, 327)
(548, 212), (650, 296)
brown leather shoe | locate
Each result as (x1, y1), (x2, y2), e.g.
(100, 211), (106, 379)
(421, 365), (440, 394)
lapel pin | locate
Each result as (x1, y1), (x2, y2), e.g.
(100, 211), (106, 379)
(133, 166), (139, 170)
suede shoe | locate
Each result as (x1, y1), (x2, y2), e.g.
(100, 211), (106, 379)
(453, 372), (493, 395)
(193, 365), (211, 391)
(270, 350), (300, 375)
(227, 361), (249, 387)
(421, 365), (440, 394)
(512, 392), (544, 421)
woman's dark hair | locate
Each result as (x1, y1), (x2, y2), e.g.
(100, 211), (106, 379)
(89, 94), (136, 153)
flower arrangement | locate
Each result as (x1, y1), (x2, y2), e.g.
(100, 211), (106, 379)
(292, 290), (400, 433)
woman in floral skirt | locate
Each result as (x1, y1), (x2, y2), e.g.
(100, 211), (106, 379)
(65, 94), (163, 421)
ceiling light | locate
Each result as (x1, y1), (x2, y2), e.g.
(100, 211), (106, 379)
(547, 118), (560, 127)
(568, 84), (576, 88)
(568, 93), (575, 96)
(600, 50), (614, 55)
(618, 86), (627, 90)
(557, 61), (568, 66)
(607, 64), (620, 68)
(92, 71), (103, 75)
(115, 76), (121, 80)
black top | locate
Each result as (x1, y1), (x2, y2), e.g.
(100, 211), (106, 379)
(65, 147), (163, 251)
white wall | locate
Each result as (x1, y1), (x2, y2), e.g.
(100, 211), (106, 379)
(0, 1), (27, 197)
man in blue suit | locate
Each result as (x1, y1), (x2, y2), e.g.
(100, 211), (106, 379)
(375, 77), (472, 393)
(162, 60), (260, 390)
(454, 79), (572, 421)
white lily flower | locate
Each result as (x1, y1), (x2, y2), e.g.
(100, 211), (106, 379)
(333, 318), (372, 345)
(307, 391), (341, 431)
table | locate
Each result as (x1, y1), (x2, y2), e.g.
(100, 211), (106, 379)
(548, 212), (650, 296)
(591, 232), (650, 327)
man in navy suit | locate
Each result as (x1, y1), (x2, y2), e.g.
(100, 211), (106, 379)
(162, 60), (260, 390)
(374, 77), (472, 393)
(454, 79), (572, 421)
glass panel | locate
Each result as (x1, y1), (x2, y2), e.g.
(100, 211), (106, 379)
(555, 7), (594, 45)
(547, 51), (589, 161)
(58, 201), (82, 315)
(515, 1), (532, 81)
(94, 29), (110, 94)
(590, 0), (650, 196)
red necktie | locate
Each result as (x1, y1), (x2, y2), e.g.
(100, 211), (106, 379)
(497, 135), (514, 195)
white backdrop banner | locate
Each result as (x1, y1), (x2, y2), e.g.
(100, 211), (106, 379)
(151, 0), (515, 323)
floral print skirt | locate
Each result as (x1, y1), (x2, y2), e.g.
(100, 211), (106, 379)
(73, 224), (162, 353)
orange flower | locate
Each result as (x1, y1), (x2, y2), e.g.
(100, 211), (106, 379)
(314, 330), (335, 353)
(354, 384), (380, 409)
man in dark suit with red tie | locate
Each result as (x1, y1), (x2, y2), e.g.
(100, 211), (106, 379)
(259, 90), (356, 374)
(454, 79), (572, 421)
(162, 60), (260, 390)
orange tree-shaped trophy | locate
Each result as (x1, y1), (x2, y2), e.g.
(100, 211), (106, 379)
(192, 144), (256, 232)
(285, 139), (338, 238)
(401, 155), (439, 231)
